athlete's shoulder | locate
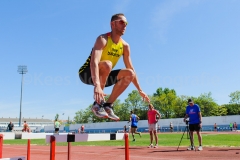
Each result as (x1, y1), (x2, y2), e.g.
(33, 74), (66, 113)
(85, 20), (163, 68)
(120, 38), (129, 47)
(194, 104), (201, 111)
(154, 110), (159, 114)
(94, 33), (109, 49)
(97, 33), (109, 41)
(194, 104), (200, 108)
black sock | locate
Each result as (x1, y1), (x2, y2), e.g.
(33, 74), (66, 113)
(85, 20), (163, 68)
(103, 103), (113, 107)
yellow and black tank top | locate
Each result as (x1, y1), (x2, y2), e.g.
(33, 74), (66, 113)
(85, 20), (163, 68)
(79, 32), (124, 74)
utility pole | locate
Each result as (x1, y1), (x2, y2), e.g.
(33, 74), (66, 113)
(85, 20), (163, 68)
(17, 65), (28, 127)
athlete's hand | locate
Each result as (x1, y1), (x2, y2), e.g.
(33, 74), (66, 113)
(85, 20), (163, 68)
(139, 90), (150, 103)
(93, 85), (106, 104)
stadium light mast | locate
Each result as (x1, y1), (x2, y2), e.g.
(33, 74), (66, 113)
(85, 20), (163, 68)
(17, 65), (28, 127)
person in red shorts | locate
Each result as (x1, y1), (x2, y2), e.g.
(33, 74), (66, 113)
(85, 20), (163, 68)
(147, 104), (161, 148)
(81, 125), (85, 133)
(22, 121), (30, 132)
(233, 122), (238, 131)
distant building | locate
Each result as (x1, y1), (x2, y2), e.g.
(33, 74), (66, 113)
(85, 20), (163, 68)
(0, 117), (53, 132)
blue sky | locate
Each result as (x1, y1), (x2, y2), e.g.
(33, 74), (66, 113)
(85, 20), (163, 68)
(0, 0), (239, 121)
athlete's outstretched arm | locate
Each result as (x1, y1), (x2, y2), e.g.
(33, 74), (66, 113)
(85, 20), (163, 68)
(122, 42), (150, 103)
(90, 34), (107, 104)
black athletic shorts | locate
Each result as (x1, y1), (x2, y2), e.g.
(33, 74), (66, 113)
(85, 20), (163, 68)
(131, 126), (137, 128)
(55, 128), (59, 132)
(189, 123), (201, 132)
(79, 66), (120, 87)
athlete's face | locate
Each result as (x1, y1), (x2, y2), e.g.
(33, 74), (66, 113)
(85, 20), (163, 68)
(189, 102), (194, 106)
(112, 16), (127, 35)
(148, 104), (154, 110)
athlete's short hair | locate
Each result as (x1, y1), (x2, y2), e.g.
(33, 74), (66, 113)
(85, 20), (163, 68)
(188, 99), (194, 104)
(148, 104), (154, 108)
(111, 13), (125, 22)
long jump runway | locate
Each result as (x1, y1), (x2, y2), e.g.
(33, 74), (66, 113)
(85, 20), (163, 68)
(2, 145), (240, 160)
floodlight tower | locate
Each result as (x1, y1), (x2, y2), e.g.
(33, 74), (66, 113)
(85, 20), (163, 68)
(17, 65), (28, 127)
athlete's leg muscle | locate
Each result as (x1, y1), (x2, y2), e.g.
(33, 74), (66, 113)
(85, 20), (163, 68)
(196, 131), (202, 146)
(99, 60), (112, 89)
(149, 131), (153, 144)
(153, 130), (158, 144)
(107, 68), (135, 103)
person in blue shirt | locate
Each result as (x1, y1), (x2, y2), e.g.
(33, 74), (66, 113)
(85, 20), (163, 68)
(129, 110), (141, 141)
(183, 99), (203, 151)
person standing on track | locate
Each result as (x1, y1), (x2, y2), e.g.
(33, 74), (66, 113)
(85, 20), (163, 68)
(81, 125), (85, 133)
(7, 121), (14, 132)
(170, 122), (173, 132)
(147, 104), (161, 148)
(233, 122), (238, 131)
(22, 121), (30, 132)
(54, 120), (61, 134)
(124, 125), (127, 133)
(214, 123), (217, 132)
(78, 13), (150, 121)
(183, 99), (203, 151)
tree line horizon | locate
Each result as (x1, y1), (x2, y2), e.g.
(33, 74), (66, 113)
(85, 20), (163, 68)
(65, 88), (240, 124)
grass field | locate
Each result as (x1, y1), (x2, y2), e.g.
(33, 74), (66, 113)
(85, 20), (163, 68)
(3, 133), (240, 147)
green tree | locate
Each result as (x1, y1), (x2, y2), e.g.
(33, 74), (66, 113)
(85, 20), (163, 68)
(224, 104), (240, 115)
(115, 102), (131, 121)
(55, 114), (59, 121)
(123, 90), (148, 119)
(152, 88), (177, 118)
(74, 109), (86, 123)
(136, 101), (149, 120)
(152, 87), (165, 111)
(194, 92), (218, 117)
(153, 87), (165, 97)
(229, 90), (240, 104)
(210, 105), (228, 116)
(173, 95), (188, 118)
(124, 90), (143, 111)
(159, 90), (177, 118)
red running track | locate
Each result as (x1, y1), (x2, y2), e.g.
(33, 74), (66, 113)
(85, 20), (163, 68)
(2, 145), (240, 160)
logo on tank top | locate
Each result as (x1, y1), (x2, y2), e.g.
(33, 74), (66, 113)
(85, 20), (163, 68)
(107, 48), (121, 57)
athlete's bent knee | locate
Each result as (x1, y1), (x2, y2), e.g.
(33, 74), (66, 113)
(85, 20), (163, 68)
(122, 69), (135, 84)
(126, 69), (135, 79)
